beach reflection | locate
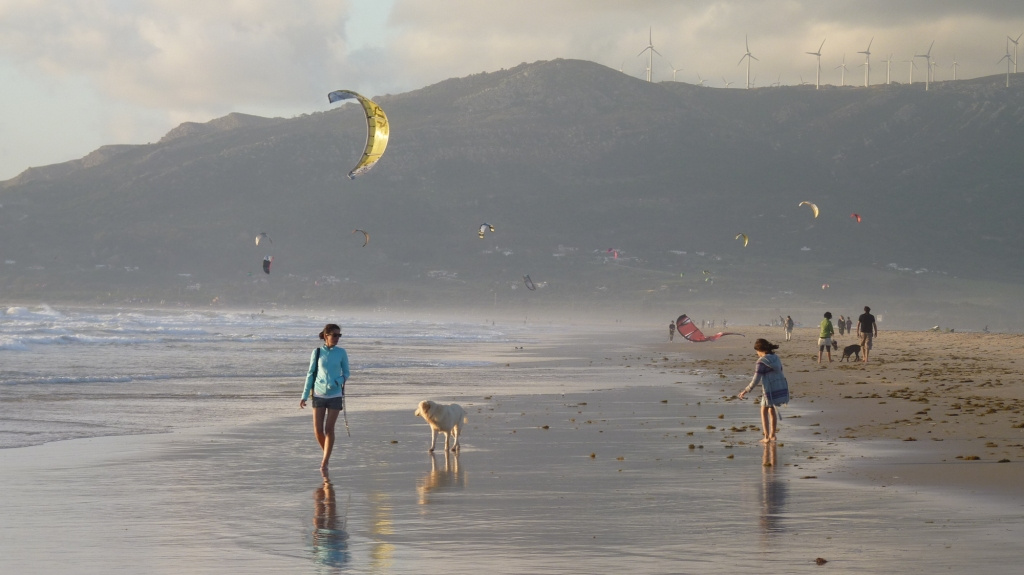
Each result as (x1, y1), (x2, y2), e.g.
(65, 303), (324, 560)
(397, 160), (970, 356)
(417, 451), (466, 505)
(311, 471), (350, 570)
(368, 491), (395, 571)
(759, 442), (788, 538)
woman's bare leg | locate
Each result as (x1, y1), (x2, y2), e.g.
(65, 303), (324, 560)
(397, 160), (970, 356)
(766, 406), (778, 441)
(320, 408), (342, 470)
(313, 407), (327, 449)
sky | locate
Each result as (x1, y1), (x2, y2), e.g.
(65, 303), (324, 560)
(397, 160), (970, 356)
(1, 0), (1022, 180)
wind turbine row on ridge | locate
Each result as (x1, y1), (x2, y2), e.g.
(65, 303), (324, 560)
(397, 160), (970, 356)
(633, 29), (1020, 90)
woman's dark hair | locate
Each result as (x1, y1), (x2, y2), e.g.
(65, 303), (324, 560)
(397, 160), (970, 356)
(823, 311), (832, 319)
(318, 323), (341, 341)
(754, 338), (780, 353)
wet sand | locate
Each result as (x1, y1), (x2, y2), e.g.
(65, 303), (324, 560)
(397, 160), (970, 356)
(1, 325), (1023, 573)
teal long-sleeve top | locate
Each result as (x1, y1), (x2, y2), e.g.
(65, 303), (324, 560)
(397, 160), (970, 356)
(301, 345), (350, 401)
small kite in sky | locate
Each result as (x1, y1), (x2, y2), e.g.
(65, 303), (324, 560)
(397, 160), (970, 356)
(735, 233), (749, 247)
(352, 229), (369, 247)
(798, 201), (820, 218)
(478, 223), (495, 239)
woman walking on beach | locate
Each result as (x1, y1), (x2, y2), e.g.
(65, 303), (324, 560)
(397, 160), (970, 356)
(300, 324), (350, 471)
(737, 338), (789, 443)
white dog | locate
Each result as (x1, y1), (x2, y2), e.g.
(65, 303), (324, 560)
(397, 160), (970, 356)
(414, 400), (466, 452)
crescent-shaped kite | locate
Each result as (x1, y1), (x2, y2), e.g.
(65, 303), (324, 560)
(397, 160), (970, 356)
(675, 314), (744, 342)
(255, 232), (271, 246)
(850, 213), (862, 223)
(523, 275), (536, 291)
(262, 255), (273, 275)
(735, 233), (749, 247)
(327, 90), (390, 179)
(478, 223), (495, 239)
(352, 229), (369, 247)
(798, 201), (820, 218)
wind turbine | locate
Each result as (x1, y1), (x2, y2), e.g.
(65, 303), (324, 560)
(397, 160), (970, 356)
(696, 73), (707, 87)
(950, 55), (959, 80)
(1009, 33), (1022, 73)
(998, 48), (1012, 88)
(798, 75), (809, 86)
(881, 53), (894, 85)
(637, 28), (662, 83)
(904, 58), (917, 84)
(722, 76), (734, 88)
(929, 59), (939, 83)
(738, 35), (759, 89)
(771, 73), (781, 87)
(915, 41), (934, 90)
(835, 54), (849, 86)
(858, 37), (873, 87)
(806, 38), (826, 89)
(669, 62), (683, 81)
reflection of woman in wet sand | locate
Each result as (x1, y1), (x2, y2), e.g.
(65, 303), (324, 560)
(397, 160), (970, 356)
(759, 442), (787, 536)
(737, 338), (789, 443)
(312, 472), (349, 568)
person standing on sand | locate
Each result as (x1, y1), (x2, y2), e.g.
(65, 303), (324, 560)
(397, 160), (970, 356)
(669, 321), (676, 341)
(738, 338), (789, 443)
(857, 306), (878, 363)
(784, 315), (794, 341)
(300, 323), (350, 471)
(818, 312), (835, 363)
(837, 315), (846, 336)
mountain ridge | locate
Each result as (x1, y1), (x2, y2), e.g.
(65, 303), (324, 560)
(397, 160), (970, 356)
(1, 58), (1021, 327)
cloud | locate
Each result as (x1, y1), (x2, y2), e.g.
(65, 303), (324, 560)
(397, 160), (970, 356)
(1, 0), (1022, 179)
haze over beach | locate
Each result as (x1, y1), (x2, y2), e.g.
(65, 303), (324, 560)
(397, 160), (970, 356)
(2, 2), (1024, 572)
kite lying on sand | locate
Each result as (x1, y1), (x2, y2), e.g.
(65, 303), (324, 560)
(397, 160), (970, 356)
(675, 314), (744, 342)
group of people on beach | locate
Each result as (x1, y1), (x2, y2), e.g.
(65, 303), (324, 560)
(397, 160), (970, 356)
(816, 306), (878, 363)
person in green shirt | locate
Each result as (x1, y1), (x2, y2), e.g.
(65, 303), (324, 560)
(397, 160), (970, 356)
(818, 311), (835, 364)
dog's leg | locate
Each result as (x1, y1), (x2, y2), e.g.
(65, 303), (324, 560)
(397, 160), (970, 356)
(451, 424), (460, 451)
(442, 430), (451, 452)
(428, 427), (437, 452)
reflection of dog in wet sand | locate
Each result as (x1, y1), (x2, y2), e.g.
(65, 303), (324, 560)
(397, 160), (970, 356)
(414, 400), (467, 452)
(839, 344), (862, 362)
(417, 451), (466, 504)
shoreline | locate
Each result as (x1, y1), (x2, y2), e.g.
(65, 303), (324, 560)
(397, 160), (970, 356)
(651, 326), (1024, 499)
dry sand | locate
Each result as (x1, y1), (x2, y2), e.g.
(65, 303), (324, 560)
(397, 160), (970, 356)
(655, 326), (1024, 496)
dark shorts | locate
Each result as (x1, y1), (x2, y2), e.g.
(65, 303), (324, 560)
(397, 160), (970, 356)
(312, 396), (344, 410)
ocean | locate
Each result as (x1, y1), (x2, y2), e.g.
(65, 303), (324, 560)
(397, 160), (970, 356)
(0, 304), (553, 450)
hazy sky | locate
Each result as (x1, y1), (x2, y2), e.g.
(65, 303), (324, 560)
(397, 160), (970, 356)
(1, 0), (1022, 180)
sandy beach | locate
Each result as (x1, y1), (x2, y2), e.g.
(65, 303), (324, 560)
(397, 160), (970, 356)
(661, 326), (1024, 496)
(2, 320), (1023, 574)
